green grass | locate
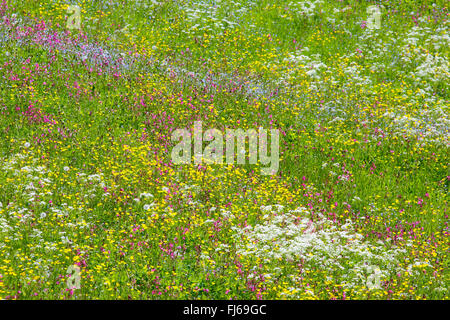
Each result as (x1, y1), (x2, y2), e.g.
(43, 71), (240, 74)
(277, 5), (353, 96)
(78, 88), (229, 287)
(0, 0), (448, 300)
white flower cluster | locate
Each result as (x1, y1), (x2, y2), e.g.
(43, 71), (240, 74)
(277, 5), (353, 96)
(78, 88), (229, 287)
(232, 205), (419, 290)
(284, 50), (327, 80)
(181, 0), (256, 35)
(287, 0), (324, 18)
(0, 152), (111, 254)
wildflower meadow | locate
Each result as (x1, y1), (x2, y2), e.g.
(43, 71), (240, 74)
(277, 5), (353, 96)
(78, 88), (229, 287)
(0, 0), (448, 300)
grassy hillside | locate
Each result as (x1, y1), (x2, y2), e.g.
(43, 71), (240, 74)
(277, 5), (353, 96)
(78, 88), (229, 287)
(0, 0), (448, 299)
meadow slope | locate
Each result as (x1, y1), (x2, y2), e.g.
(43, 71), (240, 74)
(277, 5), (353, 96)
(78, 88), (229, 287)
(0, 0), (448, 299)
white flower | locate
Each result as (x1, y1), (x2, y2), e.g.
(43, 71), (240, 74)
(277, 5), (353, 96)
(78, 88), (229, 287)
(24, 142), (31, 148)
(143, 203), (156, 211)
(63, 166), (70, 171)
(61, 236), (71, 244)
(140, 192), (154, 198)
